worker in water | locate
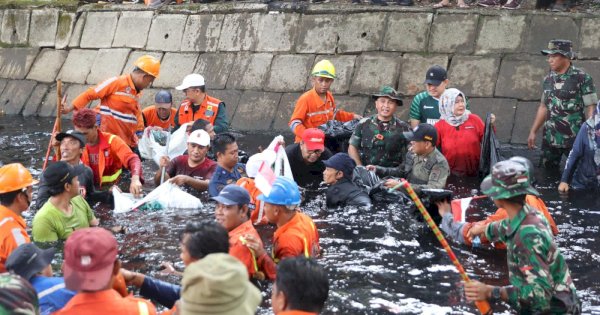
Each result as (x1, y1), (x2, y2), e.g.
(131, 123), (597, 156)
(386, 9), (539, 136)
(143, 90), (177, 130)
(174, 74), (228, 133)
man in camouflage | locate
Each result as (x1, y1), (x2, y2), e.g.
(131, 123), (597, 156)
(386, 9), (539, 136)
(465, 160), (580, 314)
(382, 123), (449, 194)
(348, 86), (411, 171)
(528, 39), (598, 168)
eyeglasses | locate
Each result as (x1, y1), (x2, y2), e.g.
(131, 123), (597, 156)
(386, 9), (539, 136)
(306, 150), (323, 156)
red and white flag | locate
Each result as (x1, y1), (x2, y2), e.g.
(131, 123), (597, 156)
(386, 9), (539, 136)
(451, 195), (487, 222)
(255, 162), (276, 196)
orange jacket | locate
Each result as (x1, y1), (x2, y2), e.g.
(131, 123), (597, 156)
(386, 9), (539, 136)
(142, 106), (176, 129)
(81, 131), (140, 188)
(54, 289), (157, 315)
(73, 74), (144, 148)
(462, 195), (559, 248)
(272, 211), (320, 263)
(236, 178), (268, 225)
(0, 205), (30, 272)
(176, 95), (223, 126)
(229, 220), (276, 280)
(289, 89), (354, 142)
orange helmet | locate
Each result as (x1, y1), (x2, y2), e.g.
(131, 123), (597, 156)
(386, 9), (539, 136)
(0, 163), (39, 194)
(134, 55), (160, 78)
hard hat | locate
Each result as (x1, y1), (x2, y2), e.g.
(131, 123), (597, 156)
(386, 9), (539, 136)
(312, 60), (336, 79)
(176, 74), (206, 91)
(0, 163), (38, 194)
(134, 55), (161, 78)
(257, 176), (301, 206)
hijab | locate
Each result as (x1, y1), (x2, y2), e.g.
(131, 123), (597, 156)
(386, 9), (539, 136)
(586, 101), (600, 169)
(439, 88), (470, 127)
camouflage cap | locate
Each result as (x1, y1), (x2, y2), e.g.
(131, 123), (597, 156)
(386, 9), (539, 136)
(480, 160), (539, 200)
(541, 39), (574, 59)
(372, 86), (403, 105)
(0, 272), (38, 315)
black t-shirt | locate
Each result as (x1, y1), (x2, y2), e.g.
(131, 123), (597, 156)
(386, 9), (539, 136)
(285, 143), (332, 188)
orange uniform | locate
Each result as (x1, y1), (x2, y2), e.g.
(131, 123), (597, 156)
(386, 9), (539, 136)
(54, 289), (157, 315)
(73, 74), (144, 148)
(175, 95), (223, 127)
(229, 220), (276, 280)
(142, 106), (176, 129)
(272, 212), (320, 262)
(289, 89), (354, 142)
(462, 195), (559, 248)
(0, 205), (30, 272)
(236, 177), (268, 225)
(81, 131), (141, 188)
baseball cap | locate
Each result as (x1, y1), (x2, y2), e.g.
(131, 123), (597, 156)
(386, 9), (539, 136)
(63, 228), (118, 292)
(56, 130), (86, 147)
(211, 184), (251, 206)
(480, 160), (539, 201)
(155, 90), (173, 105)
(0, 273), (38, 314)
(43, 161), (82, 189)
(403, 123), (438, 144)
(371, 86), (403, 105)
(176, 74), (206, 90)
(301, 128), (325, 151)
(323, 153), (356, 178)
(541, 39), (574, 59)
(424, 65), (447, 86)
(6, 243), (55, 281)
(187, 129), (211, 146)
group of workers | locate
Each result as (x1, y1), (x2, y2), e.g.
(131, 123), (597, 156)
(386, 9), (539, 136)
(0, 37), (597, 314)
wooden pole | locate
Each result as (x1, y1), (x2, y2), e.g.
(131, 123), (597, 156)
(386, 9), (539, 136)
(42, 81), (64, 171)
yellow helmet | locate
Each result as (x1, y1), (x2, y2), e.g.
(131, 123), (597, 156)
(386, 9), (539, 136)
(312, 60), (336, 79)
(134, 55), (161, 78)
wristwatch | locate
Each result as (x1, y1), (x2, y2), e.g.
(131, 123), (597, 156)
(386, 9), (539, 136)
(491, 286), (501, 302)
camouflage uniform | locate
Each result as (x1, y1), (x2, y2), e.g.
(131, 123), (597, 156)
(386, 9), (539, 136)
(349, 115), (410, 168)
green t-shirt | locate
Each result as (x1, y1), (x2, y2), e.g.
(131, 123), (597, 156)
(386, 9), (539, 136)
(32, 195), (96, 242)
(409, 91), (440, 125)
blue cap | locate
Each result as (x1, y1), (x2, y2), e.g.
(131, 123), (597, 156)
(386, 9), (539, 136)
(212, 184), (251, 206)
(323, 153), (356, 178)
(155, 90), (172, 104)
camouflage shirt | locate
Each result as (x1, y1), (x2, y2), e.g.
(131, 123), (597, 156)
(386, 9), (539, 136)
(542, 65), (598, 148)
(486, 204), (579, 314)
(349, 115), (411, 167)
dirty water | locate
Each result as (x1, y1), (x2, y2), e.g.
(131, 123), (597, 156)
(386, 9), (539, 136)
(1, 115), (599, 314)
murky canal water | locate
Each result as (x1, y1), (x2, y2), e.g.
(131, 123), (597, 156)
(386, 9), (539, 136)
(1, 115), (599, 314)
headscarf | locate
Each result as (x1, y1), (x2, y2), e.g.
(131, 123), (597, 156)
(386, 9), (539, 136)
(586, 101), (600, 170)
(439, 88), (470, 127)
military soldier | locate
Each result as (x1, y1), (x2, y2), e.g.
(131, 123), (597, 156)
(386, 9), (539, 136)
(465, 160), (580, 314)
(382, 123), (449, 194)
(528, 39), (598, 168)
(348, 86), (410, 171)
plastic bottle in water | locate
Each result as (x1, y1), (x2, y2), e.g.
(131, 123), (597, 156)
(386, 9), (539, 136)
(472, 236), (481, 248)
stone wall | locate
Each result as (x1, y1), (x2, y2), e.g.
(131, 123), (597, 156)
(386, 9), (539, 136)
(0, 4), (599, 143)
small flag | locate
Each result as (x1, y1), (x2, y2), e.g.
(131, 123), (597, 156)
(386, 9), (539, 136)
(255, 162), (276, 196)
(451, 197), (473, 223)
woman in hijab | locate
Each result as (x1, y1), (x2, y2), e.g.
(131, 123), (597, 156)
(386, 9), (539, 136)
(434, 88), (485, 176)
(559, 102), (600, 192)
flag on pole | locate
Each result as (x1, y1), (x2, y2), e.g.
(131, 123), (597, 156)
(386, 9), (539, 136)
(254, 162), (276, 196)
(451, 195), (488, 222)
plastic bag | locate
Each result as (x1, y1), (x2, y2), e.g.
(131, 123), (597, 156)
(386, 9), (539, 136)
(113, 182), (203, 214)
(138, 124), (190, 166)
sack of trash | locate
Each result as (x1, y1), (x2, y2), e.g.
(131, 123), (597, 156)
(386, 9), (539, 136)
(138, 124), (189, 166)
(113, 182), (202, 214)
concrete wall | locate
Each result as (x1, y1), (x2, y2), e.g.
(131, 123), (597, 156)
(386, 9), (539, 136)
(0, 4), (599, 143)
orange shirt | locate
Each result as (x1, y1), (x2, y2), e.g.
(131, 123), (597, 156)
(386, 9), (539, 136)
(289, 89), (354, 142)
(462, 195), (559, 248)
(142, 105), (176, 129)
(0, 205), (30, 272)
(229, 220), (276, 280)
(81, 131), (139, 188)
(236, 178), (268, 225)
(53, 289), (157, 315)
(73, 74), (144, 148)
(273, 211), (320, 262)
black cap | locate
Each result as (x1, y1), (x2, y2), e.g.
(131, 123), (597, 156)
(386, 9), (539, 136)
(6, 243), (55, 280)
(403, 123), (438, 144)
(56, 130), (86, 147)
(323, 153), (356, 178)
(43, 161), (81, 189)
(424, 65), (447, 86)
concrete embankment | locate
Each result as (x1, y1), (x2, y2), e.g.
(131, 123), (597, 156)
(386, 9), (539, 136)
(0, 4), (599, 143)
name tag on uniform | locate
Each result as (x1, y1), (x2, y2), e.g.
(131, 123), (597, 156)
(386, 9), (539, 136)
(554, 82), (564, 89)
(423, 106), (434, 109)
(426, 118), (439, 125)
(205, 110), (214, 117)
(465, 126), (474, 129)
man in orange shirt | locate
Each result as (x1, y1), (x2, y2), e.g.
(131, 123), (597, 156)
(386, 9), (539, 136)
(272, 257), (329, 315)
(213, 184), (276, 280)
(289, 60), (362, 143)
(63, 55), (160, 149)
(73, 108), (143, 196)
(55, 227), (157, 315)
(143, 90), (176, 129)
(174, 74), (228, 133)
(244, 177), (320, 268)
(0, 163), (37, 272)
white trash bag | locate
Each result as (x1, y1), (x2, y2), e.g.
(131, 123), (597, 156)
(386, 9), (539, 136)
(138, 124), (190, 166)
(113, 182), (203, 214)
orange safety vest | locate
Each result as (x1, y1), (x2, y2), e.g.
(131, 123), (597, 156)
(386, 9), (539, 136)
(272, 211), (320, 263)
(236, 178), (268, 225)
(81, 131), (136, 188)
(176, 95), (222, 126)
(0, 205), (30, 272)
(72, 74), (144, 148)
(142, 105), (176, 129)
